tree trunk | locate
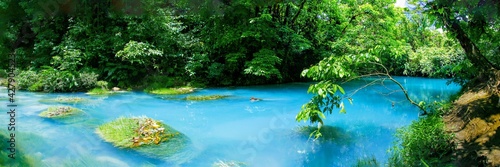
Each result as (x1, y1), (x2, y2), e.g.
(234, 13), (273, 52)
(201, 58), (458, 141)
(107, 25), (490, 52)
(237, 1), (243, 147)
(436, 4), (499, 71)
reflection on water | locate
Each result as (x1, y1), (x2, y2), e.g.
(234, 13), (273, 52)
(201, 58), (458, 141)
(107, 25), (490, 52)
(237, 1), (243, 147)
(0, 77), (460, 166)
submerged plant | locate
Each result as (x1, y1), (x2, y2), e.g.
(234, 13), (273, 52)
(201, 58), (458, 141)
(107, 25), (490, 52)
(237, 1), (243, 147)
(39, 97), (87, 103)
(39, 106), (82, 118)
(185, 95), (229, 101)
(146, 86), (194, 95)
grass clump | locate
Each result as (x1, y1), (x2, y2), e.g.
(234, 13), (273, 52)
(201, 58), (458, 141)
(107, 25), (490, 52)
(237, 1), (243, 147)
(354, 156), (379, 167)
(87, 87), (112, 95)
(39, 96), (87, 104)
(96, 117), (178, 148)
(146, 86), (194, 95)
(388, 104), (455, 166)
(39, 106), (82, 118)
(96, 117), (189, 158)
(185, 95), (229, 101)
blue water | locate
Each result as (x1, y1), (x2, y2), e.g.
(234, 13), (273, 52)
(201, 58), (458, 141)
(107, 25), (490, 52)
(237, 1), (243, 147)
(0, 77), (460, 166)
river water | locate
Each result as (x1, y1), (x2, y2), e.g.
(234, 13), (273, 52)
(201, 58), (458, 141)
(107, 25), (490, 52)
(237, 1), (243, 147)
(0, 77), (460, 166)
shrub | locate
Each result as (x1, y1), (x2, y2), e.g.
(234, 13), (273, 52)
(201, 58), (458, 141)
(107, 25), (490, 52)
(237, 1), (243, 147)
(0, 69), (7, 78)
(16, 70), (39, 90)
(87, 88), (110, 95)
(78, 72), (98, 90)
(389, 112), (454, 166)
(16, 68), (99, 92)
(96, 81), (108, 90)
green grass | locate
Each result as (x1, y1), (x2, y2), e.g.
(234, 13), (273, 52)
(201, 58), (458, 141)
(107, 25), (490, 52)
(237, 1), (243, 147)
(96, 117), (139, 148)
(39, 97), (87, 104)
(354, 156), (379, 167)
(146, 86), (194, 95)
(96, 117), (190, 158)
(87, 88), (111, 95)
(39, 106), (82, 118)
(185, 95), (229, 101)
(388, 112), (454, 166)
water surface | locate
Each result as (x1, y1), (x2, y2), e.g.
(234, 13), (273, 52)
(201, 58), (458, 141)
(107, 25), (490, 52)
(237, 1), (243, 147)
(0, 77), (460, 166)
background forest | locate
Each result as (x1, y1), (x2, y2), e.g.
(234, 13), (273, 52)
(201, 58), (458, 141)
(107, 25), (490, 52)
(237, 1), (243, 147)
(0, 0), (469, 91)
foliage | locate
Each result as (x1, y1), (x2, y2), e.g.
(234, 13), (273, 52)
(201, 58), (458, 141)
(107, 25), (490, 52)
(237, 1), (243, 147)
(142, 75), (186, 90)
(96, 81), (108, 90)
(39, 106), (82, 118)
(388, 103), (455, 166)
(185, 95), (229, 101)
(354, 156), (379, 167)
(411, 0), (500, 75)
(115, 40), (163, 73)
(15, 68), (98, 92)
(87, 88), (111, 95)
(16, 70), (39, 90)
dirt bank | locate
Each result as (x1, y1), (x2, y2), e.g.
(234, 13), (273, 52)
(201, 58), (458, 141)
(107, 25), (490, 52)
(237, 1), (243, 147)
(443, 71), (500, 166)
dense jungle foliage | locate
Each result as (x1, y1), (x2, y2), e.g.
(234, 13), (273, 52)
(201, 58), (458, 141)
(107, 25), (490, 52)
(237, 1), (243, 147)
(0, 0), (469, 91)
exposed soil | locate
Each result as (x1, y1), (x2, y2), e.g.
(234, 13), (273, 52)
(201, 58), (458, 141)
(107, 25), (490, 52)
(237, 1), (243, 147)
(443, 71), (500, 167)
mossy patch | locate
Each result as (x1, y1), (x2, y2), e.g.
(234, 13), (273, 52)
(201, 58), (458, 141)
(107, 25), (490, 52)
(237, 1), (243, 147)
(96, 117), (189, 158)
(185, 95), (229, 101)
(39, 97), (87, 104)
(87, 88), (113, 95)
(146, 87), (194, 95)
(39, 106), (83, 118)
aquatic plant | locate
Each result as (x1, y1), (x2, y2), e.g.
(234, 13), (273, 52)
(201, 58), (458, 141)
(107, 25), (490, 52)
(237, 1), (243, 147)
(146, 86), (194, 95)
(97, 117), (178, 148)
(388, 110), (454, 166)
(354, 156), (379, 167)
(39, 97), (87, 103)
(0, 132), (36, 166)
(185, 95), (229, 101)
(87, 87), (112, 95)
(96, 117), (189, 158)
(296, 125), (353, 144)
(39, 106), (82, 118)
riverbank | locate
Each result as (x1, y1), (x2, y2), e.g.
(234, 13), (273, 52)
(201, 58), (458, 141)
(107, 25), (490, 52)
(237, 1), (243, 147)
(444, 71), (500, 166)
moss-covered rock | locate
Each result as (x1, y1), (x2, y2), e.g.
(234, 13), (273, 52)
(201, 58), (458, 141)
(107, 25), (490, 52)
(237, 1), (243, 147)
(146, 87), (194, 95)
(39, 106), (83, 118)
(96, 117), (189, 158)
(185, 95), (229, 101)
(39, 97), (87, 104)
